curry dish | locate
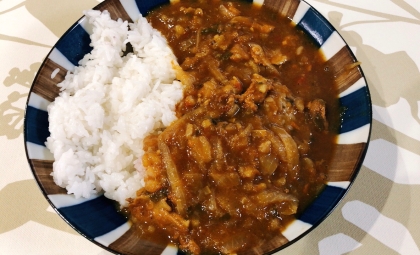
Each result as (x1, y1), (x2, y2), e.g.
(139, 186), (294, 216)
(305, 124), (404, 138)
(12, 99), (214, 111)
(127, 0), (340, 254)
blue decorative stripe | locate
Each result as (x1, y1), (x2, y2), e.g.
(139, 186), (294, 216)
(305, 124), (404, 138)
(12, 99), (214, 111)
(298, 185), (346, 225)
(57, 195), (127, 239)
(297, 8), (334, 47)
(25, 106), (50, 146)
(134, 0), (170, 15)
(339, 86), (371, 134)
(55, 24), (92, 66)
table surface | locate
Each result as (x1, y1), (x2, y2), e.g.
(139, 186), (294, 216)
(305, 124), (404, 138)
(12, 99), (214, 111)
(1, 0), (419, 254)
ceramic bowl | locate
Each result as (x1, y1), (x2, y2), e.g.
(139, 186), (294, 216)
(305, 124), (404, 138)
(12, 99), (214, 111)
(24, 0), (372, 254)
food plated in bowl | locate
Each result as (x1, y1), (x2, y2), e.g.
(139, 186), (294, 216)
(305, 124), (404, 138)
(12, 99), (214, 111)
(24, 0), (372, 254)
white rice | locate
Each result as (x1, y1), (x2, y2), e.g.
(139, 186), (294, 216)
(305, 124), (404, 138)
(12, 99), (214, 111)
(46, 10), (183, 207)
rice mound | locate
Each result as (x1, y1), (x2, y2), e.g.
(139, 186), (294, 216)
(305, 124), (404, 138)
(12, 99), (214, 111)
(46, 10), (183, 207)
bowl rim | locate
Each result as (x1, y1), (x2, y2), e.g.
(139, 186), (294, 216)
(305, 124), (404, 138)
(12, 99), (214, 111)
(23, 0), (373, 254)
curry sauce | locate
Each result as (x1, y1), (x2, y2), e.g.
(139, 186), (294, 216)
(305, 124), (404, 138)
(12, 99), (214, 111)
(127, 0), (340, 254)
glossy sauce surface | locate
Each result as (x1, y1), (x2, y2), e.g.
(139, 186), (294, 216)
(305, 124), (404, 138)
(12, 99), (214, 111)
(128, 1), (340, 254)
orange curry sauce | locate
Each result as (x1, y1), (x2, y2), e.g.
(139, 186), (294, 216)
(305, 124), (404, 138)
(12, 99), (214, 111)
(127, 0), (340, 254)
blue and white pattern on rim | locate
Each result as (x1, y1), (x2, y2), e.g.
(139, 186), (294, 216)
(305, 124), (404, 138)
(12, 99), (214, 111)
(24, 0), (372, 254)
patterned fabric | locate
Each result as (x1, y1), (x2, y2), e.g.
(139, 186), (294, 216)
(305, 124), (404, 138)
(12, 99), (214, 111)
(0, 0), (419, 254)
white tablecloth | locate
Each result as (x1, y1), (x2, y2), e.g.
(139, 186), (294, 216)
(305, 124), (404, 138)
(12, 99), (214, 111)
(1, 0), (419, 254)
